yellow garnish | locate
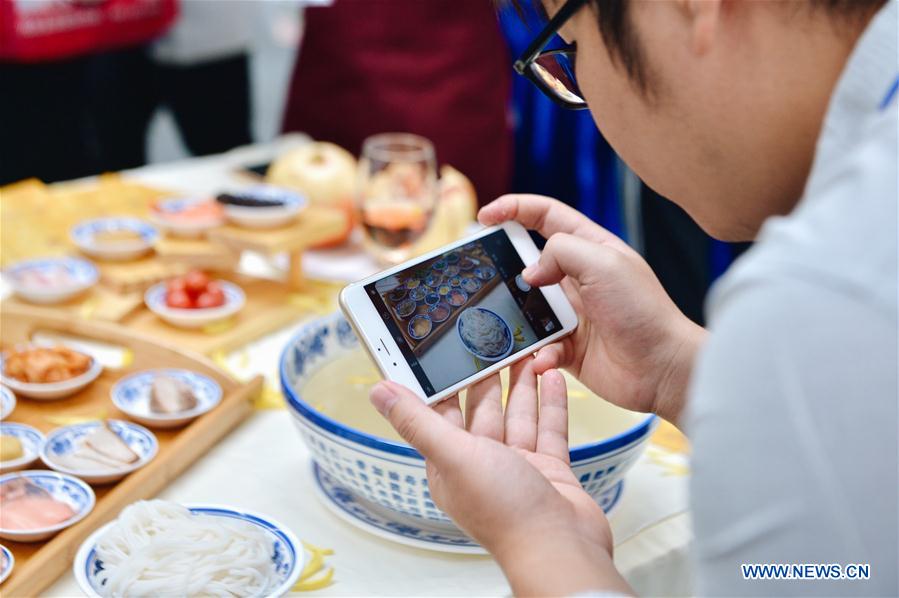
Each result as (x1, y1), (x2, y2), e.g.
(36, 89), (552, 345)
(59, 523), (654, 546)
(238, 349), (250, 369)
(293, 567), (334, 591)
(293, 541), (336, 591)
(202, 318), (235, 335)
(46, 409), (107, 425)
(121, 349), (135, 368)
(78, 295), (100, 320)
(253, 383), (284, 410)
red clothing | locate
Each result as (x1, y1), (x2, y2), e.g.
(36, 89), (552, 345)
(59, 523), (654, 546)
(282, 0), (512, 205)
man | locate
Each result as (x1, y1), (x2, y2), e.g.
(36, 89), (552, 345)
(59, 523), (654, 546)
(368, 0), (898, 595)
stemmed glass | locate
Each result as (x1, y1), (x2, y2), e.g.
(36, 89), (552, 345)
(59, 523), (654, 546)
(358, 133), (437, 265)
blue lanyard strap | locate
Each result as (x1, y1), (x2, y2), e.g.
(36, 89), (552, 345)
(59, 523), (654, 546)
(878, 75), (899, 111)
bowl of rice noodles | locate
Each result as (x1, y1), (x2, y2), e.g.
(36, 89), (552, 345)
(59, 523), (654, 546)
(73, 500), (302, 597)
(455, 307), (513, 362)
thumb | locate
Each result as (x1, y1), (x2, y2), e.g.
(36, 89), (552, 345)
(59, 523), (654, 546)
(523, 233), (609, 287)
(370, 381), (464, 466)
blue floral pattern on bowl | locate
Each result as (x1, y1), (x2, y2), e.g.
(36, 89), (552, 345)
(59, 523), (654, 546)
(279, 312), (656, 539)
(71, 217), (159, 247)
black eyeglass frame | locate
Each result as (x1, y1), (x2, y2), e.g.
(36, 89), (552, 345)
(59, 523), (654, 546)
(512, 0), (590, 110)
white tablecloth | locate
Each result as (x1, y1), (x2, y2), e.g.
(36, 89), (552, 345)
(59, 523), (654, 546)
(30, 138), (694, 597)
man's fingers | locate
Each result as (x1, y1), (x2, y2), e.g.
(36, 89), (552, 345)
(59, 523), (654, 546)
(464, 373), (504, 441)
(504, 357), (538, 451)
(532, 342), (567, 374)
(536, 369), (570, 464)
(478, 194), (620, 247)
(523, 233), (616, 288)
(434, 395), (464, 429)
(371, 381), (464, 465)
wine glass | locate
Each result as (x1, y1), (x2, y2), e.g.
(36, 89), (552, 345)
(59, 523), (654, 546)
(358, 133), (437, 264)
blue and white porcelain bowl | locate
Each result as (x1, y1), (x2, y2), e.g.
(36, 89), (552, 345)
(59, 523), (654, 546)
(6, 256), (99, 304)
(71, 217), (158, 261)
(144, 280), (245, 329)
(0, 543), (13, 584)
(150, 197), (224, 238)
(0, 470), (95, 542)
(0, 423), (45, 472)
(110, 368), (222, 428)
(42, 420), (158, 484)
(220, 185), (307, 229)
(73, 503), (303, 598)
(0, 387), (15, 420)
(280, 312), (656, 533)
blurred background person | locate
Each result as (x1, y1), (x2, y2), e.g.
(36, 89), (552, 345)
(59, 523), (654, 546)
(0, 0), (176, 185)
(281, 0), (513, 205)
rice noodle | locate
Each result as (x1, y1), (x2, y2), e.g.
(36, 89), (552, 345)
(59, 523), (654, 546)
(94, 500), (276, 597)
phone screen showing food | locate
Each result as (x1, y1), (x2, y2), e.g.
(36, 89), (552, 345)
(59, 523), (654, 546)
(364, 230), (563, 396)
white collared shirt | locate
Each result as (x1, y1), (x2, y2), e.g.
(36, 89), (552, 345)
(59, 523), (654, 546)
(684, 1), (898, 595)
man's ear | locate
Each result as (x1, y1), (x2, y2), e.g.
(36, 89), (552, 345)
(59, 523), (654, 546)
(683, 0), (722, 55)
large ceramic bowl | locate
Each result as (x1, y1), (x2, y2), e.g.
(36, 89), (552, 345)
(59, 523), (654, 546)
(280, 312), (655, 529)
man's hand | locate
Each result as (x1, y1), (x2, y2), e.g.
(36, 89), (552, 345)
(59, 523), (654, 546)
(480, 194), (706, 425)
(370, 359), (631, 596)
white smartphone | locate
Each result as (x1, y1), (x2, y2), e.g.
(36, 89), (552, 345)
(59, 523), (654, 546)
(339, 222), (578, 405)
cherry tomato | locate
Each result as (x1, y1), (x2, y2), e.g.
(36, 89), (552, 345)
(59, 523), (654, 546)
(196, 289), (225, 309)
(166, 277), (187, 294)
(184, 270), (210, 297)
(166, 289), (193, 309)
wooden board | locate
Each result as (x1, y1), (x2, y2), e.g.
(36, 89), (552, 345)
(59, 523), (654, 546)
(378, 247), (501, 357)
(1, 285), (143, 323)
(207, 205), (347, 255)
(0, 304), (262, 597)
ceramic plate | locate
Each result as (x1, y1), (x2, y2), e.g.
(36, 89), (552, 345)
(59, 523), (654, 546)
(71, 218), (158, 261)
(0, 423), (44, 472)
(0, 544), (13, 584)
(74, 503), (304, 598)
(0, 470), (95, 542)
(5, 257), (98, 304)
(42, 420), (158, 484)
(144, 280), (245, 329)
(0, 351), (102, 401)
(110, 369), (222, 428)
(311, 463), (624, 555)
(0, 387), (15, 420)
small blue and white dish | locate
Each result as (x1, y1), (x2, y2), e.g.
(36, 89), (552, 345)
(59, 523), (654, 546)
(0, 470), (95, 542)
(280, 312), (656, 552)
(444, 252), (460, 264)
(387, 287), (407, 302)
(424, 292), (440, 306)
(444, 265), (460, 277)
(0, 543), (13, 584)
(71, 217), (158, 261)
(0, 387), (15, 420)
(6, 256), (99, 304)
(460, 276), (481, 294)
(473, 266), (496, 281)
(73, 503), (304, 598)
(424, 274), (442, 288)
(42, 420), (158, 484)
(408, 314), (433, 340)
(144, 280), (245, 329)
(150, 197), (225, 237)
(457, 307), (513, 362)
(111, 369), (222, 429)
(219, 185), (307, 229)
(0, 423), (45, 472)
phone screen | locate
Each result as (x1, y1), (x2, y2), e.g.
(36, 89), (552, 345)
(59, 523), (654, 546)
(364, 229), (563, 396)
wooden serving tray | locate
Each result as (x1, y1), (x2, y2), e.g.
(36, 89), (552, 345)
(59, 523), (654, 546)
(0, 303), (262, 597)
(382, 248), (501, 357)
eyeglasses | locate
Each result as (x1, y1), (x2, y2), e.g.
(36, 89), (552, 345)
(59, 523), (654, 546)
(513, 0), (589, 110)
